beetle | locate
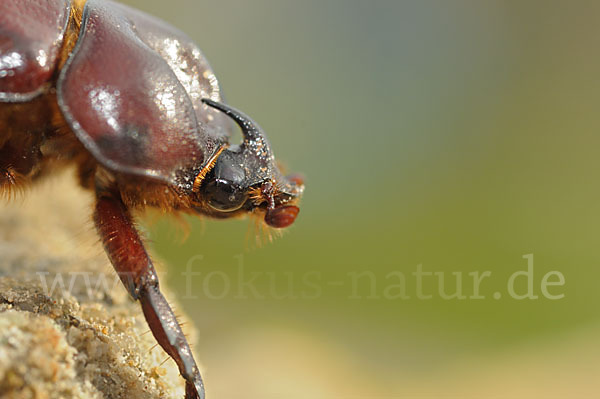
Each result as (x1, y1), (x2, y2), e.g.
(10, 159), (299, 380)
(0, 0), (304, 398)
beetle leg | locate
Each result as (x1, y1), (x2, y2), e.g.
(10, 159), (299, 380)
(94, 185), (205, 399)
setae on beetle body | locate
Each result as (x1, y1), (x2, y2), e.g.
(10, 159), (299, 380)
(0, 0), (304, 398)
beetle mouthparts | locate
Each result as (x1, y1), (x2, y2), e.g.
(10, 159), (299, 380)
(265, 205), (300, 228)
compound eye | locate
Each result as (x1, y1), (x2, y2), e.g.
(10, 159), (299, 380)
(204, 178), (247, 212)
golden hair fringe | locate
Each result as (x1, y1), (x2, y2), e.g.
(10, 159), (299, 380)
(192, 145), (225, 192)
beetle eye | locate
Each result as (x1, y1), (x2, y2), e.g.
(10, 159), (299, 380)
(203, 178), (247, 212)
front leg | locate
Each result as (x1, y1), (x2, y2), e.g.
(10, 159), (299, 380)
(94, 185), (204, 399)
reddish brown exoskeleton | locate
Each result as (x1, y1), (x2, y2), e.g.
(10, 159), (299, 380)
(0, 0), (304, 398)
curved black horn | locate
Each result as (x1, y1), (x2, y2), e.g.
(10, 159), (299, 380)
(202, 98), (304, 199)
(202, 98), (263, 144)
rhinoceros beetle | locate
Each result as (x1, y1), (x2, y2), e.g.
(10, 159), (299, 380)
(0, 0), (304, 398)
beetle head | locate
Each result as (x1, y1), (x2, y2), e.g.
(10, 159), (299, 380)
(196, 99), (304, 228)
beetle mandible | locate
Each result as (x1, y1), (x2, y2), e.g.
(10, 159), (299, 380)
(0, 0), (304, 398)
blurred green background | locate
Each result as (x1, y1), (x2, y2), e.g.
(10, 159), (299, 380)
(124, 0), (600, 397)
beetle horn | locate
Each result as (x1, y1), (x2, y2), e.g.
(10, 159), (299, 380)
(201, 98), (304, 199)
(201, 98), (267, 148)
